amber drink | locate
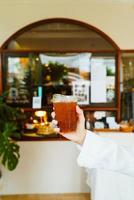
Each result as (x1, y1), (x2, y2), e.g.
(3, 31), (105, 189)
(53, 94), (77, 133)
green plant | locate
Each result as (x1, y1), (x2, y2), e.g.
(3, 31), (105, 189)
(0, 93), (20, 171)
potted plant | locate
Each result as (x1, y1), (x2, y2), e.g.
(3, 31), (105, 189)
(0, 93), (20, 171)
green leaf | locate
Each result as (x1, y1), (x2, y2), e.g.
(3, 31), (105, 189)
(0, 123), (20, 170)
(1, 140), (20, 171)
(0, 92), (20, 170)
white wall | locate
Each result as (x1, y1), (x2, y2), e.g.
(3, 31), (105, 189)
(0, 0), (134, 49)
(0, 0), (134, 195)
(0, 141), (89, 194)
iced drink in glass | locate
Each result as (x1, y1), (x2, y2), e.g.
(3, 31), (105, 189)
(52, 94), (77, 133)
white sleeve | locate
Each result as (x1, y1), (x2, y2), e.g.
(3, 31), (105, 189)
(77, 130), (134, 177)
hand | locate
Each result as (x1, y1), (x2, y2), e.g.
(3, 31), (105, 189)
(52, 106), (87, 145)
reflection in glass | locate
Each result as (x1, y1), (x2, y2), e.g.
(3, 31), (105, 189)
(84, 110), (116, 130)
(4, 53), (116, 107)
(40, 53), (91, 105)
(91, 57), (115, 104)
(122, 55), (134, 90)
(6, 57), (31, 105)
(121, 53), (134, 120)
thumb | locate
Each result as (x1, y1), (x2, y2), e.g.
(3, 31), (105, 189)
(76, 106), (85, 122)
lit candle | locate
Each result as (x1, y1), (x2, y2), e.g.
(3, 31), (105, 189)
(35, 110), (47, 123)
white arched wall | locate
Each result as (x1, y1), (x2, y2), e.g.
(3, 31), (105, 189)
(0, 0), (134, 195)
(0, 0), (134, 49)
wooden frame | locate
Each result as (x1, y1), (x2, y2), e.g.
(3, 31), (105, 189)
(0, 18), (123, 139)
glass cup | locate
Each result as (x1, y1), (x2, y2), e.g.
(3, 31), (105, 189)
(52, 94), (77, 133)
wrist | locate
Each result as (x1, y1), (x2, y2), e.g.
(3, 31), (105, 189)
(77, 129), (87, 145)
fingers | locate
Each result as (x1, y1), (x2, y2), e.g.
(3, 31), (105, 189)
(51, 119), (58, 126)
(54, 127), (60, 133)
(51, 119), (60, 133)
(51, 111), (60, 133)
(51, 111), (55, 119)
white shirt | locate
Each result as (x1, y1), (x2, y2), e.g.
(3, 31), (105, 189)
(77, 130), (134, 177)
